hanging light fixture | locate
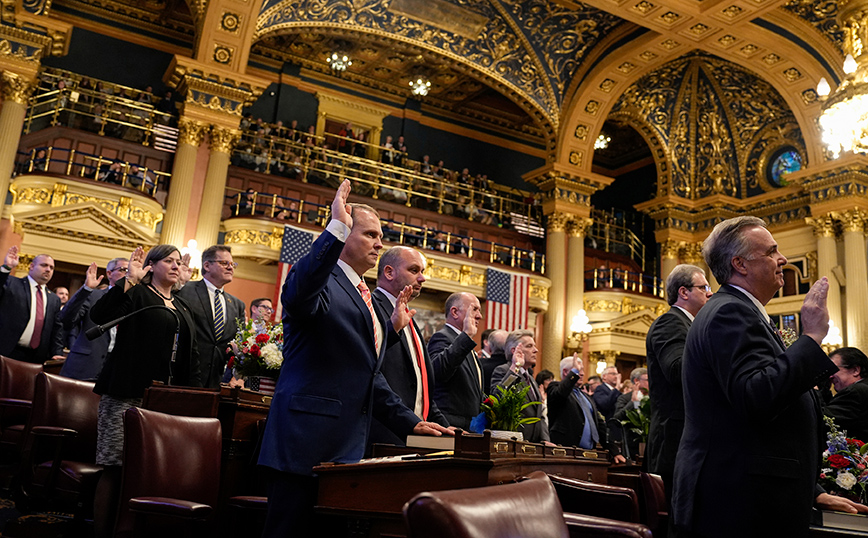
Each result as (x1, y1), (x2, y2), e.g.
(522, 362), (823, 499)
(594, 133), (611, 150)
(816, 0), (868, 158)
(409, 76), (431, 97)
(327, 51), (352, 74)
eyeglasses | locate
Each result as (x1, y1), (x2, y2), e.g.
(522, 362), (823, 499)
(687, 285), (712, 293)
(210, 260), (238, 269)
(111, 267), (129, 273)
(257, 306), (274, 313)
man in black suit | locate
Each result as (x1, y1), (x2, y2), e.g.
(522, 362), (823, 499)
(645, 263), (711, 514)
(592, 365), (622, 421)
(673, 216), (865, 538)
(177, 245), (245, 388)
(823, 347), (868, 443)
(59, 257), (128, 380)
(547, 354), (624, 461)
(0, 246), (64, 363)
(428, 291), (483, 430)
(613, 367), (649, 462)
(367, 247), (451, 450)
(480, 329), (507, 392)
(490, 330), (550, 444)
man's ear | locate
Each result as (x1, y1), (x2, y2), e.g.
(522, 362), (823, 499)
(731, 256), (749, 276)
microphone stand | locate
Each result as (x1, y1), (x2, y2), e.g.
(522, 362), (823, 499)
(86, 304), (180, 384)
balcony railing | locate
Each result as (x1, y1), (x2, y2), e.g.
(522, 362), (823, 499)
(585, 267), (664, 298)
(225, 188), (545, 273)
(588, 208), (647, 270)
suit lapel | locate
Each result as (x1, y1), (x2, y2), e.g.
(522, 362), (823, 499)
(18, 276), (31, 312)
(333, 267), (378, 347)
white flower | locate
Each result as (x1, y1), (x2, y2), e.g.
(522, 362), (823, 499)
(261, 343), (283, 369)
(836, 471), (857, 490)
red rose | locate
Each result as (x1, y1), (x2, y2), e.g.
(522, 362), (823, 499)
(227, 357), (235, 369)
(250, 344), (261, 357)
(256, 333), (269, 345)
(482, 397), (493, 406)
(829, 454), (850, 468)
(849, 438), (865, 448)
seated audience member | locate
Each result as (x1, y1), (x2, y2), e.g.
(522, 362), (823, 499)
(613, 367), (648, 461)
(60, 257), (128, 381)
(490, 330), (549, 444)
(823, 347), (868, 442)
(235, 188), (256, 216)
(548, 354), (625, 461)
(98, 161), (123, 185)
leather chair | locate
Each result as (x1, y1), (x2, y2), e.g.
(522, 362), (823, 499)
(403, 470), (571, 538)
(0, 356), (44, 453)
(546, 474), (641, 523)
(18, 372), (102, 514)
(638, 472), (668, 536)
(114, 407), (222, 538)
(563, 513), (654, 538)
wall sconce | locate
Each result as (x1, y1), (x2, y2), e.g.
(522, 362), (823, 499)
(822, 319), (843, 355)
(569, 309), (593, 346)
(181, 239), (202, 280)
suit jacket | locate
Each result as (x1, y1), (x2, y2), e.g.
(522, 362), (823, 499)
(0, 271), (63, 362)
(367, 289), (449, 449)
(492, 365), (550, 443)
(547, 370), (613, 453)
(59, 286), (111, 380)
(92, 284), (201, 398)
(480, 351), (507, 393)
(176, 279), (245, 388)
(672, 285), (837, 537)
(612, 392), (640, 460)
(258, 228), (419, 476)
(645, 306), (691, 479)
(823, 378), (868, 443)
(591, 381), (620, 421)
(428, 326), (482, 431)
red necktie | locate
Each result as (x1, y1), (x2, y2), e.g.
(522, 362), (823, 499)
(357, 281), (378, 350)
(406, 312), (430, 420)
(30, 284), (44, 349)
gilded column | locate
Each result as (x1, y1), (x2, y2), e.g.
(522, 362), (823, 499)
(195, 127), (240, 249)
(660, 239), (680, 286)
(808, 215), (842, 337)
(0, 72), (35, 215)
(565, 217), (592, 339)
(840, 210), (868, 349)
(542, 212), (569, 375)
(162, 118), (208, 248)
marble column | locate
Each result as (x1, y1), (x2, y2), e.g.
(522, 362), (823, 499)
(565, 217), (592, 338)
(0, 72), (35, 215)
(161, 118), (208, 248)
(808, 215), (842, 337)
(195, 127), (240, 249)
(660, 239), (680, 295)
(541, 212), (569, 375)
(841, 210), (868, 349)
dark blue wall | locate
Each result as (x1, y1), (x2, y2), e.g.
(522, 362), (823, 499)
(42, 28), (175, 94)
(248, 80), (319, 130)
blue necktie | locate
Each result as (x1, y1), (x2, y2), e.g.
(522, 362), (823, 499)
(214, 289), (224, 340)
(574, 388), (599, 449)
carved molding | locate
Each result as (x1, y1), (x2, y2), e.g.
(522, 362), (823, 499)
(209, 126), (241, 153)
(547, 211), (570, 233)
(806, 214), (839, 238)
(177, 117), (209, 147)
(1, 71), (35, 105)
(566, 216), (593, 238)
(834, 209), (868, 234)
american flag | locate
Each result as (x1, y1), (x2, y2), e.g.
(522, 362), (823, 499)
(273, 225), (316, 320)
(485, 268), (529, 331)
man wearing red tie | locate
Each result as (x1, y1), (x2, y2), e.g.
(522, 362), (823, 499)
(0, 245), (65, 363)
(367, 246), (453, 452)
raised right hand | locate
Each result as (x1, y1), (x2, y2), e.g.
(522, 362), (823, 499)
(801, 277), (830, 344)
(126, 246), (149, 285)
(3, 245), (19, 269)
(84, 262), (104, 289)
(462, 309), (478, 338)
(331, 180), (353, 228)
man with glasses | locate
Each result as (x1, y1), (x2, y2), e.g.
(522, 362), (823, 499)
(250, 298), (274, 325)
(178, 245), (246, 388)
(60, 257), (128, 380)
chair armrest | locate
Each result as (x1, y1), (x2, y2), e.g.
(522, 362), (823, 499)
(227, 496), (268, 510)
(31, 426), (77, 438)
(128, 496), (214, 519)
(0, 398), (33, 411)
(563, 512), (654, 538)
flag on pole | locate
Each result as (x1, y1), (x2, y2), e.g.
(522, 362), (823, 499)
(484, 268), (529, 331)
(273, 225), (316, 320)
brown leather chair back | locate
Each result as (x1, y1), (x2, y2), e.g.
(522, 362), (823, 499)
(562, 513), (654, 538)
(0, 356), (43, 437)
(547, 474), (640, 523)
(403, 470), (570, 538)
(142, 385), (220, 418)
(115, 407), (222, 538)
(639, 472), (668, 531)
(25, 373), (100, 462)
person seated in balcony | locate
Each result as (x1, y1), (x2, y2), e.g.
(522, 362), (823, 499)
(236, 144), (258, 170)
(31, 149), (48, 172)
(596, 265), (611, 288)
(381, 135), (395, 166)
(98, 161), (124, 185)
(275, 201), (299, 222)
(353, 132), (368, 160)
(288, 120), (302, 143)
(235, 188), (256, 216)
(420, 155), (432, 175)
(338, 122), (354, 154)
(240, 113), (253, 132)
(395, 136), (407, 168)
(255, 148), (274, 174)
(612, 267), (625, 289)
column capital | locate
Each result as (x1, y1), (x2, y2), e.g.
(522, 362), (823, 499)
(806, 215), (840, 238)
(1, 71), (35, 105)
(566, 217), (593, 238)
(661, 239), (680, 260)
(681, 241), (703, 265)
(209, 126), (241, 153)
(547, 212), (571, 233)
(178, 117), (209, 147)
(834, 209), (868, 234)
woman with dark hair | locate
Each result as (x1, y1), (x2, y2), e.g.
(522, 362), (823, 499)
(89, 244), (200, 538)
(824, 346), (868, 442)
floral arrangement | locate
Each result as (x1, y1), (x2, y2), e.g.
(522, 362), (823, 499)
(622, 395), (651, 443)
(820, 416), (868, 503)
(470, 380), (540, 433)
(778, 327), (799, 348)
(228, 318), (283, 378)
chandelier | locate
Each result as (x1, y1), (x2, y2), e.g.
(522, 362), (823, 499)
(409, 76), (431, 97)
(327, 52), (352, 74)
(594, 133), (611, 150)
(816, 0), (868, 158)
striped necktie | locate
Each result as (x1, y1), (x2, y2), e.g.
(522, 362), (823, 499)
(357, 281), (378, 350)
(214, 289), (224, 340)
(406, 314), (429, 420)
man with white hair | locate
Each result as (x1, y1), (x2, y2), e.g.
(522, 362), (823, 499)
(490, 330), (549, 443)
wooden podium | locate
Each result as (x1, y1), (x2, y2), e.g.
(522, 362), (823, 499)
(314, 431), (610, 537)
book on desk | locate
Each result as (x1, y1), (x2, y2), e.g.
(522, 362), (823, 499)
(823, 511), (868, 532)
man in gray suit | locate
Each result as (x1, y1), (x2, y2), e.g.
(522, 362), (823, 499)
(177, 245), (245, 388)
(491, 330), (550, 444)
(59, 257), (128, 380)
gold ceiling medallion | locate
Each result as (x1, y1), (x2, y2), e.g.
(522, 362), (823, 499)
(585, 100), (599, 115)
(660, 39), (679, 50)
(721, 5), (744, 18)
(574, 125), (588, 140)
(660, 11), (680, 24)
(717, 35), (737, 47)
(639, 51), (657, 61)
(569, 151), (582, 166)
(220, 12), (240, 33)
(599, 79), (615, 93)
(633, 1), (654, 14)
(617, 62), (636, 73)
(740, 44), (759, 55)
(213, 44), (233, 64)
(688, 23), (710, 36)
(783, 67), (802, 82)
(763, 53), (781, 65)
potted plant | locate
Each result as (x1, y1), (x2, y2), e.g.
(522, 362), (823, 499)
(228, 318), (283, 395)
(470, 382), (541, 441)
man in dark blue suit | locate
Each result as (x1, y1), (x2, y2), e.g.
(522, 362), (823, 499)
(258, 180), (449, 536)
(367, 246), (451, 451)
(673, 216), (866, 538)
(0, 246), (64, 363)
(592, 365), (622, 421)
(59, 257), (128, 380)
